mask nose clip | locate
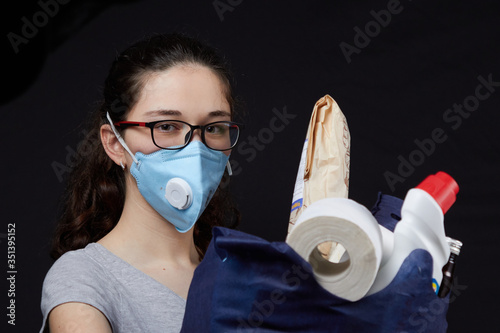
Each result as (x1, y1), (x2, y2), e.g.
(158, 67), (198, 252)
(165, 178), (193, 210)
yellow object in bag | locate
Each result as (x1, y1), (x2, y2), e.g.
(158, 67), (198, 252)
(287, 95), (351, 261)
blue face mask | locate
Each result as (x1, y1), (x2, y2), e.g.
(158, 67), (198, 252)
(107, 113), (230, 232)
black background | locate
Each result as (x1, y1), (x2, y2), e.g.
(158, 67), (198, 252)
(1, 0), (499, 332)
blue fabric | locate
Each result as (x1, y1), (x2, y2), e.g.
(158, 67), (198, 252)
(181, 194), (449, 332)
(370, 192), (403, 232)
(130, 141), (229, 232)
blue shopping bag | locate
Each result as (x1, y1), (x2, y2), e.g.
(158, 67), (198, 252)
(180, 194), (450, 332)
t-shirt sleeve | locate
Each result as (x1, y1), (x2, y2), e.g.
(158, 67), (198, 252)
(39, 250), (116, 333)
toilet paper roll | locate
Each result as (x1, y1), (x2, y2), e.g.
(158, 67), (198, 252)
(287, 197), (383, 301)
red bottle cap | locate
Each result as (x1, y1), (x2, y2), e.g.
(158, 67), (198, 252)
(416, 172), (459, 214)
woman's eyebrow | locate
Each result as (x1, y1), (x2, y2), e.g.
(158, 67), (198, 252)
(144, 109), (230, 119)
(208, 110), (231, 118)
(144, 109), (182, 117)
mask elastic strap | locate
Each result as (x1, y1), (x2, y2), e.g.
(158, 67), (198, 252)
(106, 112), (139, 164)
(226, 160), (232, 176)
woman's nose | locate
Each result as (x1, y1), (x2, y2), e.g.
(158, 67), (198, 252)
(187, 128), (203, 143)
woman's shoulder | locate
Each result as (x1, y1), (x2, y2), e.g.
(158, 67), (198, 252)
(41, 243), (117, 314)
(44, 243), (107, 281)
(40, 243), (119, 332)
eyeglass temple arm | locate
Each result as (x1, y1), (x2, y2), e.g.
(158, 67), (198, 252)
(106, 112), (139, 164)
(114, 121), (146, 127)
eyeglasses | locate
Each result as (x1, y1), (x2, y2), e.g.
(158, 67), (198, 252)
(113, 119), (242, 151)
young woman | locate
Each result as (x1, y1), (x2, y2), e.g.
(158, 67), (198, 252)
(40, 33), (241, 333)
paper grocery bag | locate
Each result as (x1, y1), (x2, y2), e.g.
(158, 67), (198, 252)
(287, 95), (350, 261)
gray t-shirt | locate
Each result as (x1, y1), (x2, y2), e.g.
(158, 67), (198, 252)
(40, 243), (186, 333)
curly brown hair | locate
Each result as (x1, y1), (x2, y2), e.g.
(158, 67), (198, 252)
(50, 33), (240, 261)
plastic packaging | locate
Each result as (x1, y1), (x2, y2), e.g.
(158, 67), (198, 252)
(368, 172), (459, 295)
(438, 237), (463, 298)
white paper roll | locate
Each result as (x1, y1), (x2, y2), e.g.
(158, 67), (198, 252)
(286, 197), (383, 301)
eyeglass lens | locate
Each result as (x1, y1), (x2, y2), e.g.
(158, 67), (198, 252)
(152, 121), (239, 150)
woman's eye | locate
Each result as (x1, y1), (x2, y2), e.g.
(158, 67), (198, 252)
(206, 124), (227, 135)
(158, 124), (172, 131)
(156, 122), (181, 133)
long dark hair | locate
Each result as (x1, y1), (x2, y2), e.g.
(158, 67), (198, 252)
(50, 33), (240, 260)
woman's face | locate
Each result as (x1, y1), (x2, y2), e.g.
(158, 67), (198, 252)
(122, 64), (232, 160)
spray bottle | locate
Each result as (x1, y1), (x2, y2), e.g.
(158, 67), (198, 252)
(367, 171), (459, 295)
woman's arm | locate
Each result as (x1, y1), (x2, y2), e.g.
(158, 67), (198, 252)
(48, 302), (112, 333)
